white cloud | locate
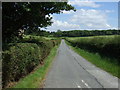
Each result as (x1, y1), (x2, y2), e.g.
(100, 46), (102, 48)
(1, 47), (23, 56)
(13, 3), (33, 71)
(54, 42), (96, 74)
(70, 9), (111, 29)
(46, 19), (80, 31)
(62, 10), (75, 14)
(68, 0), (100, 8)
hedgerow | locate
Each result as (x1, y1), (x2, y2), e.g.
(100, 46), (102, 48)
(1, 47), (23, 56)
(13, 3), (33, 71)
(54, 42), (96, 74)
(65, 35), (120, 62)
(2, 37), (61, 88)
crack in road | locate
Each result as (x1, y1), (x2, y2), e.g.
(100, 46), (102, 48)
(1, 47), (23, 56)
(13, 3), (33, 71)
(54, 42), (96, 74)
(73, 56), (105, 89)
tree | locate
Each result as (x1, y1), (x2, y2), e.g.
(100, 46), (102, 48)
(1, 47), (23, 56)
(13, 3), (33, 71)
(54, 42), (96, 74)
(3, 2), (75, 43)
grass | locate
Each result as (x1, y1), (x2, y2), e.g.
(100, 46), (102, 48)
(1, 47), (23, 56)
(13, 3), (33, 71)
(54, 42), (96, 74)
(67, 35), (120, 40)
(12, 45), (59, 88)
(66, 41), (120, 78)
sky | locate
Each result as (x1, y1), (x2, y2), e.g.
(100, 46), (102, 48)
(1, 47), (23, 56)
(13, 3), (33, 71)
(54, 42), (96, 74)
(44, 0), (118, 32)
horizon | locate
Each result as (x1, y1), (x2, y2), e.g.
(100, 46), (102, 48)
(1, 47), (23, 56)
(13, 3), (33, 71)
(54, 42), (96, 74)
(41, 29), (118, 33)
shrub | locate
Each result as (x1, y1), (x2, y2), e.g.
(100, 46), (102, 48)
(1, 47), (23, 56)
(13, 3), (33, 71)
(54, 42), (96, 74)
(2, 43), (41, 87)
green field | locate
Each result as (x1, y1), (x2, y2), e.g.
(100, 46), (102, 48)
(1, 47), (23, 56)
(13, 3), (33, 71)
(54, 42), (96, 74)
(67, 35), (119, 40)
(65, 35), (120, 78)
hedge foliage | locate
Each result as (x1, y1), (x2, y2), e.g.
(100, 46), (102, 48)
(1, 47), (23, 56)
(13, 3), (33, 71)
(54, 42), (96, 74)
(66, 35), (120, 62)
(2, 36), (61, 88)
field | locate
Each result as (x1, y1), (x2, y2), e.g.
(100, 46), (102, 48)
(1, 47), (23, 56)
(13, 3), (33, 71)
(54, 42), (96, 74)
(65, 35), (120, 78)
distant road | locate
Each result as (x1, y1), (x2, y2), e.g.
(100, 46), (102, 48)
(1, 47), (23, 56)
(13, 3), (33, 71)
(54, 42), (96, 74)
(44, 40), (119, 88)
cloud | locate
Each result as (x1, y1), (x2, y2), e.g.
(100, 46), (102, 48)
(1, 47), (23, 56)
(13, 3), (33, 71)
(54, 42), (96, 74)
(62, 10), (75, 14)
(46, 19), (80, 31)
(43, 5), (116, 31)
(68, 0), (100, 8)
(70, 9), (111, 29)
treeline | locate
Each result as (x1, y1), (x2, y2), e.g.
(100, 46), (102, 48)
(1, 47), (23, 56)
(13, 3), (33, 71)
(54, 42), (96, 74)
(26, 29), (120, 37)
(54, 30), (120, 37)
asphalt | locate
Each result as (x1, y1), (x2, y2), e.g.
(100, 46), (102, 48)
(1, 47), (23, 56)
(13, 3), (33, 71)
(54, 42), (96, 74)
(44, 40), (119, 88)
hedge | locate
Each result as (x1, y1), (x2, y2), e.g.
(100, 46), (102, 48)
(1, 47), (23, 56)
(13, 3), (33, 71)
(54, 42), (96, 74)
(2, 37), (61, 88)
(66, 35), (120, 61)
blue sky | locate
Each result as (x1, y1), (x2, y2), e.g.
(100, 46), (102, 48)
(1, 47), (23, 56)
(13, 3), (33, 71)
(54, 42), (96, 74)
(45, 0), (118, 32)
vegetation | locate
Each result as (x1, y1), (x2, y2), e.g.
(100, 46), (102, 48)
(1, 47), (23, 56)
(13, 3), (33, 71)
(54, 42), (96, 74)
(2, 36), (61, 88)
(54, 30), (120, 37)
(3, 43), (41, 87)
(65, 35), (120, 77)
(13, 45), (58, 88)
(65, 35), (120, 61)
(25, 29), (120, 37)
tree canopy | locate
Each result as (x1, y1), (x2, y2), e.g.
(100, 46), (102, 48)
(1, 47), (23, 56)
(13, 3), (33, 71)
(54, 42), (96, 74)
(3, 2), (75, 43)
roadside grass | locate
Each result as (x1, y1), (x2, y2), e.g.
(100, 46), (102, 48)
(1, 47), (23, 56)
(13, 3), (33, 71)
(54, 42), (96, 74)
(12, 45), (58, 88)
(65, 41), (119, 78)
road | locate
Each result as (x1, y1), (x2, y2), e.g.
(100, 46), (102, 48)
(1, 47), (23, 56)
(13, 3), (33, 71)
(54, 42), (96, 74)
(44, 40), (119, 88)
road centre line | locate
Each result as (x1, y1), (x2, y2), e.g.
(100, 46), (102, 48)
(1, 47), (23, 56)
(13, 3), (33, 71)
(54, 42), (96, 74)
(81, 80), (91, 88)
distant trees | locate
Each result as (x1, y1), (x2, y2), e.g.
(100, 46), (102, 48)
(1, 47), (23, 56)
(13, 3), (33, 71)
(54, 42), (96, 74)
(3, 2), (75, 43)
(55, 29), (62, 37)
(53, 30), (120, 37)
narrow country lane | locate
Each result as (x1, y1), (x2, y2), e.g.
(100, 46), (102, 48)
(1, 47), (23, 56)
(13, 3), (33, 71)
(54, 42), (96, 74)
(44, 40), (119, 88)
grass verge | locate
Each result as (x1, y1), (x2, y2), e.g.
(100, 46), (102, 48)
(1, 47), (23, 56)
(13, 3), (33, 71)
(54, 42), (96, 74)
(65, 41), (119, 78)
(12, 45), (58, 88)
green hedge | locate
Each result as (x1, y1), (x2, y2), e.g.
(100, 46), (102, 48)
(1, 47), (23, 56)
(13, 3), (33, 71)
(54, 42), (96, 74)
(66, 35), (120, 61)
(2, 37), (61, 88)
(2, 43), (42, 87)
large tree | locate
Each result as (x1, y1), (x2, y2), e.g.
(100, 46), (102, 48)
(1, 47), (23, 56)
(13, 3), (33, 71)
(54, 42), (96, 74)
(2, 2), (75, 43)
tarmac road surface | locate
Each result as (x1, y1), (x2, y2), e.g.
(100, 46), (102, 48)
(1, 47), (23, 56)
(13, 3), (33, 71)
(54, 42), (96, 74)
(44, 40), (119, 89)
